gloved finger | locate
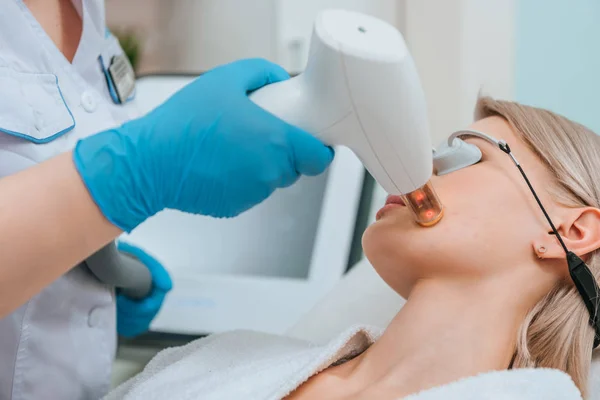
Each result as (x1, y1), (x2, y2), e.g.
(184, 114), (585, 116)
(117, 315), (151, 338)
(117, 241), (173, 291)
(149, 265), (173, 292)
(228, 58), (290, 93)
(278, 173), (301, 189)
(116, 303), (157, 319)
(116, 302), (159, 319)
(117, 309), (153, 325)
(119, 289), (166, 314)
(117, 289), (167, 315)
(117, 310), (158, 322)
(286, 127), (335, 176)
(116, 240), (143, 257)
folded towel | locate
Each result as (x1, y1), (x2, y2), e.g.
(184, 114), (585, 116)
(589, 351), (600, 399)
(406, 368), (582, 400)
(106, 325), (582, 399)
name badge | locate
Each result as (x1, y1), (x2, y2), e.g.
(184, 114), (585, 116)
(99, 52), (136, 105)
(108, 54), (136, 104)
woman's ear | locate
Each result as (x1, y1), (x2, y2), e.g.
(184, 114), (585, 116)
(532, 207), (600, 261)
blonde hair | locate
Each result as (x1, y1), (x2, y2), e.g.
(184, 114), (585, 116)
(474, 97), (600, 397)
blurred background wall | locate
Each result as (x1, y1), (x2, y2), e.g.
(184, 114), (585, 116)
(515, 0), (600, 133)
(106, 0), (599, 138)
(106, 0), (400, 74)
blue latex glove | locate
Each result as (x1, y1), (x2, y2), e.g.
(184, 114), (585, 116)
(115, 241), (172, 338)
(73, 58), (334, 232)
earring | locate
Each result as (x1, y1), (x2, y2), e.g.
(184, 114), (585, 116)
(537, 246), (547, 259)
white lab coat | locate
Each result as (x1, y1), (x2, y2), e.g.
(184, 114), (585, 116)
(0, 1), (140, 399)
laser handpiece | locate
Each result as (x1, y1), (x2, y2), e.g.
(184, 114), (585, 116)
(249, 9), (443, 227)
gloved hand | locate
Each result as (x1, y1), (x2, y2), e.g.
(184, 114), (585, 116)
(115, 241), (172, 338)
(73, 58), (334, 232)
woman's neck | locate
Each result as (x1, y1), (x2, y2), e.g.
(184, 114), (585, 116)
(336, 276), (534, 398)
(23, 0), (82, 62)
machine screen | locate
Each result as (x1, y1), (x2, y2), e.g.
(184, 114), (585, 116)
(123, 172), (329, 279)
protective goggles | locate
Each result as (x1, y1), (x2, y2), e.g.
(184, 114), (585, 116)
(433, 129), (600, 348)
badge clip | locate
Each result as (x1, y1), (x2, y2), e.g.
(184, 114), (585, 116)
(99, 53), (136, 104)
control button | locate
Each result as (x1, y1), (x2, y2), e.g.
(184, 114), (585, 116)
(88, 306), (105, 328)
(81, 91), (97, 113)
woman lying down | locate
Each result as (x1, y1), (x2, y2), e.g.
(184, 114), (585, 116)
(107, 97), (600, 400)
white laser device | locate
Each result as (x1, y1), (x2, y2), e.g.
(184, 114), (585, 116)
(251, 9), (443, 226)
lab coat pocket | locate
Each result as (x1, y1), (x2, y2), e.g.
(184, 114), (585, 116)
(0, 68), (75, 144)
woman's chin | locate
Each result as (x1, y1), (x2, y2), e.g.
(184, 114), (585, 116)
(362, 212), (426, 294)
(361, 229), (416, 297)
(365, 208), (415, 241)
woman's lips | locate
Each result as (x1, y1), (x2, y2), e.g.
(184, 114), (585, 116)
(385, 195), (406, 206)
(376, 195), (406, 220)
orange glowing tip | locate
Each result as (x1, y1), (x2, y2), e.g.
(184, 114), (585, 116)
(400, 180), (444, 227)
(412, 190), (425, 202)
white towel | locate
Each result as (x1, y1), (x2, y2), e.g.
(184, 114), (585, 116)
(405, 368), (581, 400)
(106, 325), (582, 400)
